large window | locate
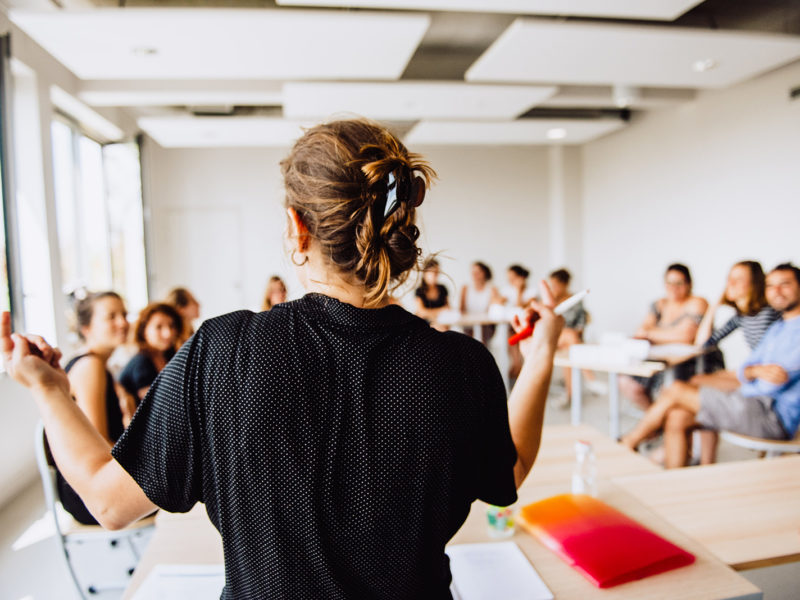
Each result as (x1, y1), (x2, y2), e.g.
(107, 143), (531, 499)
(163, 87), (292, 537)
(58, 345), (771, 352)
(0, 165), (9, 316)
(52, 117), (148, 343)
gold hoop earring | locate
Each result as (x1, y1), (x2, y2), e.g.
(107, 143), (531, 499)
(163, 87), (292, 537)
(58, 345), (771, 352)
(291, 250), (309, 266)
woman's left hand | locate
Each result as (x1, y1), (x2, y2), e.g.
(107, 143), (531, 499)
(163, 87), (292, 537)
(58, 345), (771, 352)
(1, 312), (69, 395)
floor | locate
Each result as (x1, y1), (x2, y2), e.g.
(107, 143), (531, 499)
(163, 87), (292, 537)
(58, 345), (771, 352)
(1, 365), (798, 599)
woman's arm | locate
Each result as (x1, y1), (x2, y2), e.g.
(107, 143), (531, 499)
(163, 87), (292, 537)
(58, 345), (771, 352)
(2, 313), (156, 530)
(507, 283), (563, 488)
(695, 302), (720, 345)
(645, 298), (708, 344)
(459, 286), (467, 313)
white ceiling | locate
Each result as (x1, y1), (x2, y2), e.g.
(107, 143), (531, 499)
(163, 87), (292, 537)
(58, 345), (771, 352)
(10, 4), (800, 148)
(79, 80), (284, 108)
(275, 0), (704, 21)
(405, 119), (626, 145)
(282, 82), (557, 120)
(10, 8), (430, 80)
(466, 19), (800, 88)
(137, 116), (312, 148)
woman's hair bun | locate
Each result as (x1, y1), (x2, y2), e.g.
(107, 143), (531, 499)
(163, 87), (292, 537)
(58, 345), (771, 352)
(281, 118), (436, 307)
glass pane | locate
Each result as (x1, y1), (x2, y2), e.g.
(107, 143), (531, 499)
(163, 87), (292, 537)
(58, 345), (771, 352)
(103, 142), (148, 313)
(51, 119), (79, 294)
(78, 135), (112, 291)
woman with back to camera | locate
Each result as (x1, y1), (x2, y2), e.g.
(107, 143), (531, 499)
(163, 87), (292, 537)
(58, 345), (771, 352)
(619, 263), (708, 409)
(261, 275), (288, 311)
(460, 261), (501, 346)
(119, 302), (182, 406)
(56, 291), (130, 525)
(165, 287), (200, 346)
(2, 119), (563, 599)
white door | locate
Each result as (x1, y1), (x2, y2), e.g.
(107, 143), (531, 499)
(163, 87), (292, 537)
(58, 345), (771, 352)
(162, 207), (244, 320)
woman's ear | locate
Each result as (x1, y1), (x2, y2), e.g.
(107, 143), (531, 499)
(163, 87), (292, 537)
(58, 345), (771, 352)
(286, 207), (309, 252)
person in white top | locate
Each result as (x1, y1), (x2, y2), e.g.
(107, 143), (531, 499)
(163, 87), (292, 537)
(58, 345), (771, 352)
(460, 261), (502, 345)
(502, 264), (537, 385)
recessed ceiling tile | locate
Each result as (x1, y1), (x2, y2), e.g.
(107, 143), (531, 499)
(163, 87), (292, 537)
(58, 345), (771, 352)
(282, 82), (557, 120)
(137, 117), (313, 148)
(10, 8), (430, 80)
(466, 19), (800, 89)
(404, 119), (625, 145)
(276, 0), (703, 21)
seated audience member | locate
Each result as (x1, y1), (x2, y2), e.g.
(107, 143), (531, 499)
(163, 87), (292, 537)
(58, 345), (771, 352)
(619, 263), (708, 409)
(692, 261), (780, 461)
(621, 264), (800, 468)
(694, 260), (780, 390)
(119, 303), (182, 406)
(262, 275), (288, 311)
(548, 268), (592, 402)
(415, 258), (450, 331)
(165, 287), (200, 346)
(502, 264), (537, 384)
(460, 261), (501, 346)
(58, 292), (130, 524)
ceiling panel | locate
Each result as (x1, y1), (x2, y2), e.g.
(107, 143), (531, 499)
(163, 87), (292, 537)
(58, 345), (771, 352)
(137, 117), (312, 148)
(79, 80), (284, 107)
(466, 19), (800, 88)
(404, 119), (625, 145)
(10, 8), (430, 80)
(282, 82), (557, 120)
(276, 0), (703, 21)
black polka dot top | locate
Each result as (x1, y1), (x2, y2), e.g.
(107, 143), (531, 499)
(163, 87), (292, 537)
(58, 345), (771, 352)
(113, 293), (517, 599)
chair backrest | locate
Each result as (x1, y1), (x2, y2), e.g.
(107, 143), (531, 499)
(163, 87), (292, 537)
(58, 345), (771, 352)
(34, 422), (62, 530)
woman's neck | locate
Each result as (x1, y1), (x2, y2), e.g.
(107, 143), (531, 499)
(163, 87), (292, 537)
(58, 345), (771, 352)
(302, 256), (388, 309)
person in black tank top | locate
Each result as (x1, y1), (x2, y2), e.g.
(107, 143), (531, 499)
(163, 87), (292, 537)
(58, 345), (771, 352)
(57, 292), (129, 524)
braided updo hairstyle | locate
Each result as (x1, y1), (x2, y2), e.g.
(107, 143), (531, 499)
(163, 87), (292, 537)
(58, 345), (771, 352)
(281, 119), (436, 307)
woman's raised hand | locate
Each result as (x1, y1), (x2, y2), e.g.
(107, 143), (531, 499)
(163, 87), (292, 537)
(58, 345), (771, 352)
(511, 280), (564, 359)
(1, 311), (69, 394)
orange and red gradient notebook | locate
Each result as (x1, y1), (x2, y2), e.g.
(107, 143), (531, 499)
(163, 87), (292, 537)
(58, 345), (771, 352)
(519, 494), (695, 588)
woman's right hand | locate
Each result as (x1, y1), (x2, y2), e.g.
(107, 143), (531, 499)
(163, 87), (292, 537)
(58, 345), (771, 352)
(1, 312), (69, 395)
(512, 280), (563, 359)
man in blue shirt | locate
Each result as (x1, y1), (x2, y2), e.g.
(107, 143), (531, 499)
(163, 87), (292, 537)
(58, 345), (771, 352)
(622, 263), (800, 468)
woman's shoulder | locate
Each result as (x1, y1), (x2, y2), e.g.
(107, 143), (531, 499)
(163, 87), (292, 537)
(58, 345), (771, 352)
(66, 353), (106, 376)
(687, 296), (709, 312)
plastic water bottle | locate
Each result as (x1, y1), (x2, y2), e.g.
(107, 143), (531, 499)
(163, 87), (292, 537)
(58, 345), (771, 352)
(571, 440), (597, 497)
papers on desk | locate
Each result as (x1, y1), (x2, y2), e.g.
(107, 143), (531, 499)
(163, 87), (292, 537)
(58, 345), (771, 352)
(646, 343), (702, 361)
(132, 564), (224, 600)
(448, 541), (553, 600)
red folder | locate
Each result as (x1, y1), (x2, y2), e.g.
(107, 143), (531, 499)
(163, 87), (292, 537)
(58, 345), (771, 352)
(519, 494), (695, 588)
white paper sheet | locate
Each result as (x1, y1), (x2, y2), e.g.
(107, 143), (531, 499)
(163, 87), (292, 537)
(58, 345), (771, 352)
(448, 541), (553, 600)
(132, 564), (225, 600)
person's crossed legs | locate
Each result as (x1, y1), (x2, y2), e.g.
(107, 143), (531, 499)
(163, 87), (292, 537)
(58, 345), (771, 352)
(621, 381), (701, 467)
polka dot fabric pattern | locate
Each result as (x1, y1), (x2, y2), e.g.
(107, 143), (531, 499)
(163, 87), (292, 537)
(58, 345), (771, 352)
(112, 293), (517, 599)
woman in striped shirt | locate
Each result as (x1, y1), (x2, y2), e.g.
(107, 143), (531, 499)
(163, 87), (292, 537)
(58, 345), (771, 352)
(693, 260), (780, 390)
(691, 260), (780, 464)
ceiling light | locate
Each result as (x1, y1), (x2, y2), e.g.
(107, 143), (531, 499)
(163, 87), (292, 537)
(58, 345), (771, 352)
(612, 84), (641, 108)
(132, 46), (159, 57)
(546, 127), (567, 140)
(692, 58), (718, 72)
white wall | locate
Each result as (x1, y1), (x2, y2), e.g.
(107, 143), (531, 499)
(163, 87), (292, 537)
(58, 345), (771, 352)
(143, 141), (557, 317)
(581, 59), (800, 336)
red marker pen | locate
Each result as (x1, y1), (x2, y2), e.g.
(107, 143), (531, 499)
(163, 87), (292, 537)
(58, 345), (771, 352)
(508, 289), (590, 346)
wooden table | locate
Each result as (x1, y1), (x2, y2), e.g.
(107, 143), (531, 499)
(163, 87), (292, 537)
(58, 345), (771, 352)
(556, 344), (707, 440)
(123, 425), (761, 599)
(614, 455), (800, 571)
(450, 481), (761, 600)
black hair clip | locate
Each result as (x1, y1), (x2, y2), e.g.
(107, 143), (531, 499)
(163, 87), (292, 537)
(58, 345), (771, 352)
(382, 171), (425, 219)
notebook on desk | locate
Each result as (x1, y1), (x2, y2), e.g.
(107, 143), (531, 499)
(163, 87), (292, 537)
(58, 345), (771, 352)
(519, 494), (695, 588)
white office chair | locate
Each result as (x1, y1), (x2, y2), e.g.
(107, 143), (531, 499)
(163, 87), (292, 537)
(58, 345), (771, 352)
(34, 422), (155, 598)
(720, 429), (800, 458)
